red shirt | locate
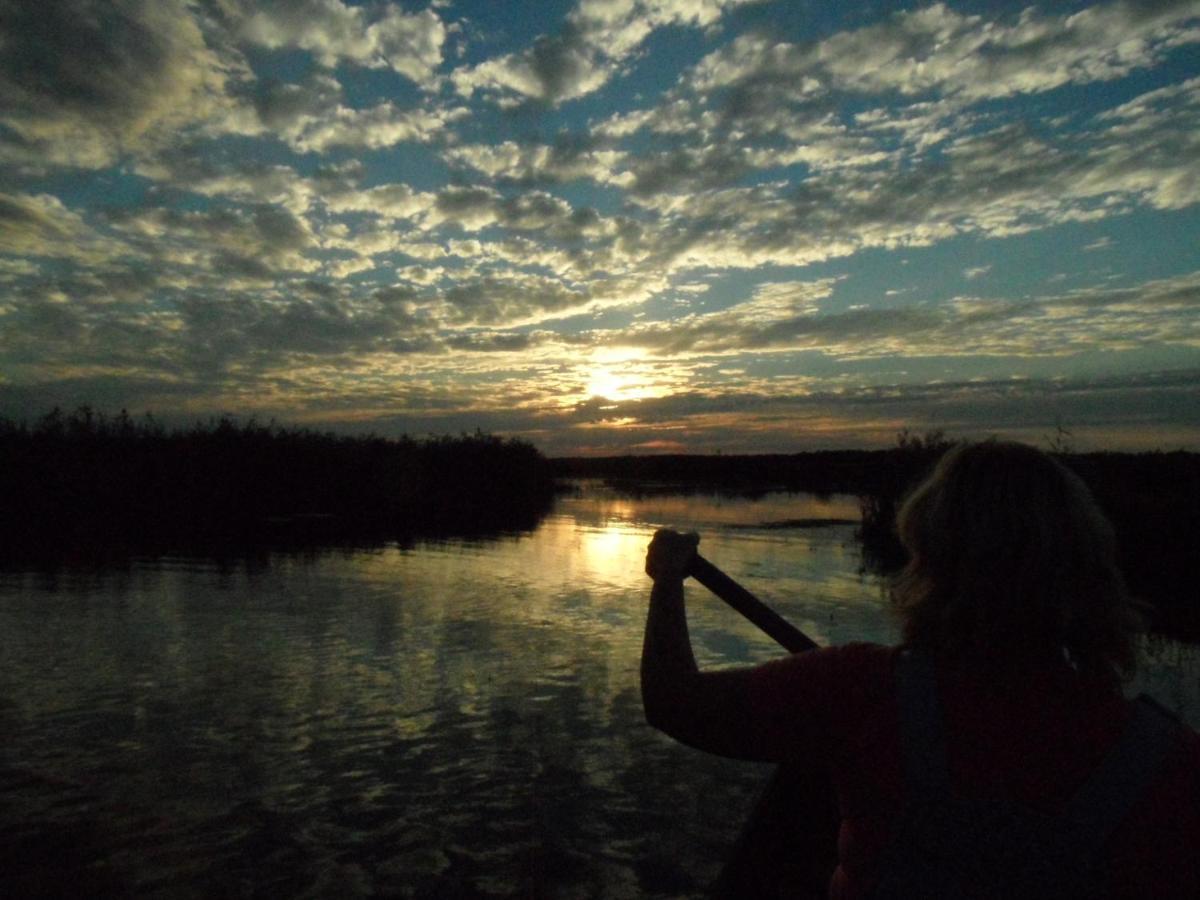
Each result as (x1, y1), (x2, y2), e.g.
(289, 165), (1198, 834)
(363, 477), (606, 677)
(745, 642), (1200, 899)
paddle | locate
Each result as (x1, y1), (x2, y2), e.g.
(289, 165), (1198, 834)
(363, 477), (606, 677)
(688, 554), (817, 652)
(685, 554), (837, 898)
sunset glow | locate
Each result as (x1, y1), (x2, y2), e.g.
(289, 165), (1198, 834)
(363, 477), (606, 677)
(1, 1), (1197, 453)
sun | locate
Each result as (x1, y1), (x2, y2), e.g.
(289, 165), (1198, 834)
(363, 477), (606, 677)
(586, 367), (632, 400)
(582, 349), (665, 402)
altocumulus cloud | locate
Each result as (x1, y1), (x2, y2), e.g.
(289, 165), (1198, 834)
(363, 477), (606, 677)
(238, 0), (448, 84)
(0, 0), (239, 168)
(0, 0), (1197, 451)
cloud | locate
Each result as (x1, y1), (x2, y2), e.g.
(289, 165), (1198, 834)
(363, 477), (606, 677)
(308, 368), (1200, 456)
(324, 181), (436, 219)
(605, 81), (1200, 276)
(248, 72), (342, 132)
(3, 363), (1195, 453)
(0, 0), (241, 168)
(0, 192), (126, 263)
(412, 185), (618, 258)
(452, 31), (610, 107)
(314, 184), (633, 283)
(691, 0), (1199, 102)
(0, 266), (188, 382)
(105, 201), (321, 281)
(1, 1), (1197, 453)
(590, 0), (1200, 204)
(623, 303), (942, 357)
(232, 71), (468, 152)
(1082, 75), (1200, 210)
(177, 291), (425, 362)
(451, 0), (755, 105)
(445, 331), (537, 353)
(425, 185), (506, 231)
(290, 101), (468, 152)
(0, 275), (437, 387)
(440, 274), (589, 326)
(134, 147), (323, 214)
(575, 270), (1200, 359)
(444, 140), (632, 187)
(4, 263), (1196, 453)
(546, 369), (1200, 453)
(726, 279), (839, 322)
(239, 0), (447, 84)
(0, 193), (87, 255)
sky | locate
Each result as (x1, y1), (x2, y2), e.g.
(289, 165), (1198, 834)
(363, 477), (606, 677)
(0, 0), (1198, 455)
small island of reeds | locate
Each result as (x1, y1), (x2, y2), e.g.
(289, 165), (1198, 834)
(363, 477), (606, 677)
(0, 407), (558, 564)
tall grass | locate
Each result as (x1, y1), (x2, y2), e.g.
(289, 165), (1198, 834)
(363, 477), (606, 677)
(0, 406), (557, 562)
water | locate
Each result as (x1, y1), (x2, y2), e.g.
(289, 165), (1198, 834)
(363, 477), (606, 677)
(1, 483), (1196, 898)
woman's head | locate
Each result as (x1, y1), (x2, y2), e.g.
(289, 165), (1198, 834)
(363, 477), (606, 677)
(891, 440), (1140, 683)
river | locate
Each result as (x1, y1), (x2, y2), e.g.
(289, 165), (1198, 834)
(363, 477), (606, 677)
(1, 482), (1196, 897)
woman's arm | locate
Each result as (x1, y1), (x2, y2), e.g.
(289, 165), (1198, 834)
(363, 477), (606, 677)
(640, 571), (698, 723)
(640, 529), (795, 761)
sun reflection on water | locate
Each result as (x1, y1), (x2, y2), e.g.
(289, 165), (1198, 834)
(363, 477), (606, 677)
(0, 484), (1195, 898)
(577, 521), (648, 587)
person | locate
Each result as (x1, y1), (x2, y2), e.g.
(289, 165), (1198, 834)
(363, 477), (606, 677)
(641, 440), (1200, 899)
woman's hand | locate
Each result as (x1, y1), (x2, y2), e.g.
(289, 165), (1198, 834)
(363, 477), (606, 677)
(645, 528), (700, 582)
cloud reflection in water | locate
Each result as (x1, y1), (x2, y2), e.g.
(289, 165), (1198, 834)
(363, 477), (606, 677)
(0, 485), (1194, 896)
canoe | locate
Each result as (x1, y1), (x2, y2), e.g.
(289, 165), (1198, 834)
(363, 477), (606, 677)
(712, 763), (840, 899)
(688, 557), (839, 898)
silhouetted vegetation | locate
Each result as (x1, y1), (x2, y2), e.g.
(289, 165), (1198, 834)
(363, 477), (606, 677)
(1062, 450), (1200, 642)
(557, 434), (1200, 642)
(0, 407), (557, 564)
(849, 432), (1200, 641)
(852, 429), (958, 573)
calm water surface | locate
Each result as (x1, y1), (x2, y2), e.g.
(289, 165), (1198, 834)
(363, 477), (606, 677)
(1, 484), (1196, 897)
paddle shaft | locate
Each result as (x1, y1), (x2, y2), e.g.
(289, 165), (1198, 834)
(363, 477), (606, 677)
(685, 557), (836, 900)
(688, 555), (817, 653)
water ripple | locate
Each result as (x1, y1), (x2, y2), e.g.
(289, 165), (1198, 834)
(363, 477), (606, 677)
(0, 488), (1195, 897)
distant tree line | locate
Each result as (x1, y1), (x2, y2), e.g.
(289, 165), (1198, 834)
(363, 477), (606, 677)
(3, 409), (1195, 640)
(557, 432), (1200, 641)
(0, 406), (558, 563)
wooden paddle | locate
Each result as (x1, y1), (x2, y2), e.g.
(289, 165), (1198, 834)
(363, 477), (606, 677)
(688, 554), (817, 652)
(685, 553), (837, 899)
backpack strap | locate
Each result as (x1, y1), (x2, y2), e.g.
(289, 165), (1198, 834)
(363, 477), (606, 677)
(895, 653), (1182, 845)
(895, 649), (951, 795)
(1063, 694), (1183, 849)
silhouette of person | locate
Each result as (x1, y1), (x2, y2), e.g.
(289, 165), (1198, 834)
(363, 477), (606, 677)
(641, 440), (1199, 899)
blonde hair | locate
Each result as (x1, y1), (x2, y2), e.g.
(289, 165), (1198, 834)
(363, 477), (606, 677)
(891, 440), (1140, 684)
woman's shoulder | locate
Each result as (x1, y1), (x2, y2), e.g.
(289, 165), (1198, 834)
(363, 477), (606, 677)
(744, 643), (902, 746)
(825, 640), (902, 676)
(758, 641), (899, 676)
(750, 641), (901, 709)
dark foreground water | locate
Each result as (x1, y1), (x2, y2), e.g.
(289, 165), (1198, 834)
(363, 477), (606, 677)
(2, 484), (1197, 898)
